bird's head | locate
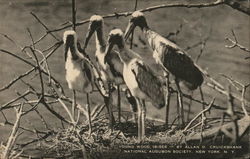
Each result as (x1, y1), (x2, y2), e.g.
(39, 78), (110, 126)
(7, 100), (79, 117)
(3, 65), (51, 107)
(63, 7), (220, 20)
(124, 11), (148, 41)
(63, 30), (78, 61)
(104, 29), (124, 62)
(84, 15), (104, 49)
(63, 30), (77, 46)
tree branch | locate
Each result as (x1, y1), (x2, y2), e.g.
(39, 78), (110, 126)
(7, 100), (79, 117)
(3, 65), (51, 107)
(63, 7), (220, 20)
(225, 30), (250, 54)
(47, 0), (250, 33)
(183, 98), (215, 133)
(0, 41), (63, 92)
(224, 0), (250, 16)
(30, 12), (60, 41)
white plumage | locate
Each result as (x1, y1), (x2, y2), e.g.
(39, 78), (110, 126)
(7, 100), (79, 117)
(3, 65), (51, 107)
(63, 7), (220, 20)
(63, 30), (94, 134)
(84, 15), (127, 125)
(105, 29), (165, 141)
(65, 51), (92, 93)
(64, 31), (93, 93)
(124, 11), (204, 126)
(124, 11), (203, 90)
(132, 11), (144, 18)
(84, 15), (124, 86)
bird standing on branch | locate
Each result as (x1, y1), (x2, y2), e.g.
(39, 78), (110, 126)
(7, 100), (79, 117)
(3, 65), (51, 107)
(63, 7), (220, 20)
(83, 15), (137, 125)
(124, 11), (204, 126)
(105, 29), (165, 141)
(63, 30), (94, 135)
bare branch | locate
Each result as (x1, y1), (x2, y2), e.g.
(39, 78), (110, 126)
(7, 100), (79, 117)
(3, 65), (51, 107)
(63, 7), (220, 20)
(185, 115), (250, 142)
(47, 0), (228, 33)
(224, 0), (250, 16)
(183, 98), (215, 132)
(27, 28), (45, 98)
(241, 86), (249, 117)
(225, 30), (250, 53)
(195, 29), (211, 63)
(129, 0), (138, 49)
(0, 68), (33, 92)
(40, 99), (72, 125)
(0, 41), (63, 92)
(169, 87), (237, 113)
(0, 90), (31, 110)
(0, 33), (36, 61)
(220, 74), (243, 91)
(71, 0), (76, 31)
(30, 12), (60, 41)
(3, 103), (24, 159)
(58, 98), (76, 124)
(18, 131), (53, 148)
(205, 81), (250, 107)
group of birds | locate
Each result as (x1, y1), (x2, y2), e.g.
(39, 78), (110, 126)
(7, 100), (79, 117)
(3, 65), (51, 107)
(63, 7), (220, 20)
(63, 11), (204, 141)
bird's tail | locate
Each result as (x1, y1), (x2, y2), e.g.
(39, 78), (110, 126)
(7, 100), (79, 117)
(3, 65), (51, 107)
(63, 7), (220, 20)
(183, 65), (204, 90)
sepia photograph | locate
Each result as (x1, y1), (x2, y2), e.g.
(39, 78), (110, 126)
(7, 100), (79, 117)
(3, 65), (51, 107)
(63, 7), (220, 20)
(0, 0), (249, 158)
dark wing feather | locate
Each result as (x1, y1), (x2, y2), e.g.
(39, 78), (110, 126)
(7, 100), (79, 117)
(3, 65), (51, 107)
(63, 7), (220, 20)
(162, 45), (203, 90)
(132, 61), (165, 109)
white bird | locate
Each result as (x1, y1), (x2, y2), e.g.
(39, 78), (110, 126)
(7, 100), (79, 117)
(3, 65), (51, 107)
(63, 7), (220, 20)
(124, 11), (204, 126)
(105, 29), (165, 141)
(63, 30), (94, 134)
(83, 15), (136, 124)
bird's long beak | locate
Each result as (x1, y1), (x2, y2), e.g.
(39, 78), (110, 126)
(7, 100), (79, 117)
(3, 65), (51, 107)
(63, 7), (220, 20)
(104, 40), (114, 63)
(124, 22), (135, 41)
(83, 22), (95, 49)
(64, 42), (70, 61)
(64, 35), (74, 61)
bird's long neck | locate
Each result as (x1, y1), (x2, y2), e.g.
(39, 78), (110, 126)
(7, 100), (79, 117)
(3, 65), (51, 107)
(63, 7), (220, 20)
(143, 27), (181, 53)
(117, 42), (139, 64)
(95, 27), (106, 53)
(142, 25), (150, 33)
(65, 43), (79, 61)
(142, 27), (157, 50)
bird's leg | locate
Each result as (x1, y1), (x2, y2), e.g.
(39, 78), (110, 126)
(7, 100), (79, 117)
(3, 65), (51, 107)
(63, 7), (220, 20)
(176, 95), (180, 126)
(136, 98), (142, 142)
(117, 85), (121, 124)
(125, 89), (138, 123)
(133, 110), (138, 124)
(164, 72), (171, 128)
(186, 91), (193, 122)
(104, 83), (115, 131)
(132, 100), (138, 124)
(175, 79), (184, 127)
(141, 100), (146, 141)
(109, 84), (115, 127)
(86, 93), (92, 137)
(199, 87), (206, 117)
(72, 90), (76, 120)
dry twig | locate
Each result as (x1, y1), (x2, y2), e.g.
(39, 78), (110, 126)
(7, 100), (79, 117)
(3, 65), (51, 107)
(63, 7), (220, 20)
(47, 0), (249, 33)
(183, 98), (215, 133)
(2, 103), (24, 159)
(225, 30), (250, 59)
